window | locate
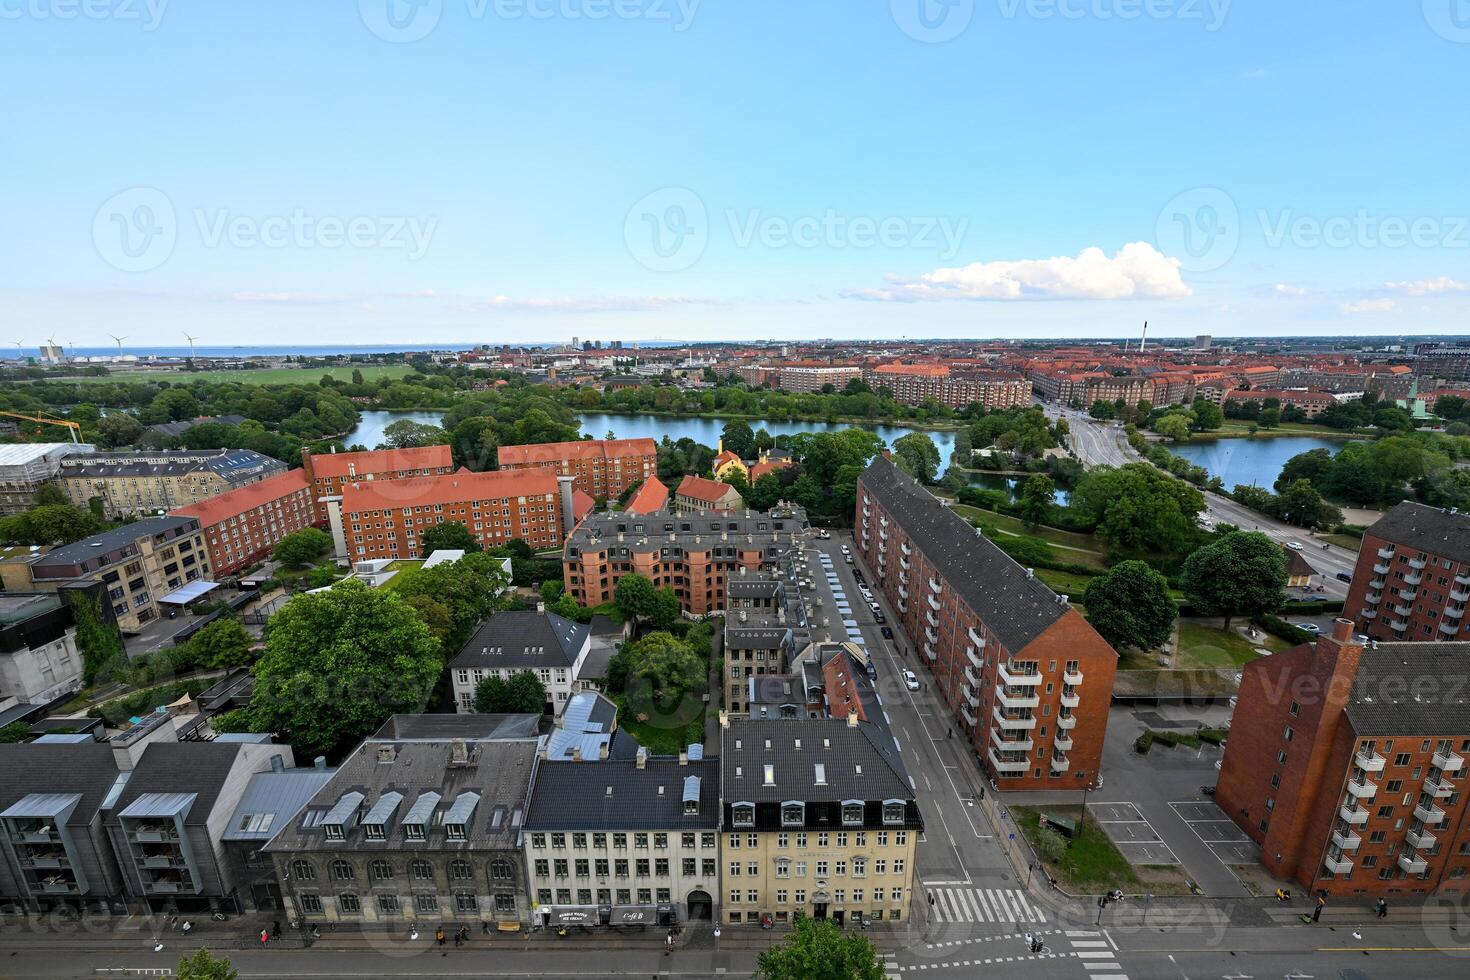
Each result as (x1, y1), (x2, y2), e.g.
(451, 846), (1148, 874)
(491, 859), (513, 881)
(414, 894), (438, 913)
(455, 893), (478, 913)
(882, 801), (906, 825)
(654, 833), (668, 849)
(410, 860), (433, 881)
(732, 803), (755, 828)
(535, 859), (550, 878)
(377, 894), (400, 914)
(371, 860), (394, 881)
(404, 823), (425, 841)
(331, 860), (354, 881)
(495, 893), (517, 914)
(451, 860), (473, 881)
(841, 801), (864, 826)
(299, 893), (322, 914)
(635, 833), (649, 849)
(575, 859), (590, 877)
(655, 858), (669, 877)
(729, 862), (741, 878)
(531, 833), (547, 848)
(702, 859), (716, 877)
(291, 860), (316, 882)
(573, 832), (587, 849)
(446, 822), (466, 841)
(554, 859), (569, 877)
(551, 833), (567, 849)
(781, 802), (805, 827)
(338, 892), (361, 913)
(596, 858), (610, 876)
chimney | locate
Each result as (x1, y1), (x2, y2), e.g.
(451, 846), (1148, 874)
(719, 710), (730, 729)
(536, 601), (546, 615)
(847, 710), (859, 728)
(571, 745), (583, 762)
(376, 745), (396, 764)
(599, 739), (610, 761)
(314, 755), (327, 770)
(270, 754), (285, 773)
(1331, 617), (1354, 643)
(678, 750), (688, 766)
(636, 746), (648, 770)
(450, 738), (469, 765)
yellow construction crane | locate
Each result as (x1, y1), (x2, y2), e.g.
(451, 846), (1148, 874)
(0, 410), (82, 443)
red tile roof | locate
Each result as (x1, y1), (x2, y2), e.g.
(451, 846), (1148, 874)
(713, 450), (742, 468)
(676, 475), (739, 504)
(748, 460), (792, 483)
(341, 468), (560, 513)
(572, 489), (596, 523)
(497, 438), (657, 467)
(625, 478), (670, 515)
(305, 445), (452, 479)
(170, 469), (310, 525)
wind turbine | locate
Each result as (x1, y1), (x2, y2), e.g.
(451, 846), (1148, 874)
(12, 340), (24, 362)
(108, 334), (128, 358)
(183, 332), (200, 360)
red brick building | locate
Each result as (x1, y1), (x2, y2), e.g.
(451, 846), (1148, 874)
(496, 438), (657, 500)
(1224, 388), (1338, 418)
(856, 456), (1116, 789)
(340, 469), (567, 561)
(674, 475), (743, 514)
(300, 446), (455, 524)
(1217, 619), (1470, 897)
(170, 469), (316, 577)
(562, 506), (808, 615)
(863, 364), (1030, 410)
(1345, 502), (1470, 643)
(623, 477), (670, 515)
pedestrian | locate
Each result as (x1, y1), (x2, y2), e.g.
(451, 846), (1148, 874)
(1311, 898), (1323, 923)
(454, 930), (463, 948)
(259, 928), (269, 945)
(153, 941), (164, 953)
(927, 891), (934, 907)
(665, 930), (674, 955)
(272, 920), (282, 940)
(1376, 898), (1388, 919)
(482, 920), (492, 935)
(435, 927), (446, 946)
(180, 920), (192, 935)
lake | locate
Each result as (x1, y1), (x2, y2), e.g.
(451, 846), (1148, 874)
(966, 471), (1071, 506)
(1169, 436), (1346, 489)
(345, 410), (960, 471)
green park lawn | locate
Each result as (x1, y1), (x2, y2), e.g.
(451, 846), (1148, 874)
(66, 364), (417, 385)
(1118, 620), (1292, 671)
(1012, 805), (1143, 894)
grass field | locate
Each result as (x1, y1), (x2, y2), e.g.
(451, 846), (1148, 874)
(1118, 620), (1290, 670)
(1012, 805), (1145, 894)
(949, 504), (1109, 571)
(63, 365), (417, 385)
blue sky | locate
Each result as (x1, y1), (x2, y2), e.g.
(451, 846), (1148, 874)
(2, 1), (1468, 348)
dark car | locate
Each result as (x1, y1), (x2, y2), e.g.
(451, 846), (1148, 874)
(880, 626), (894, 639)
(853, 569), (866, 584)
(1336, 571), (1352, 583)
(873, 609), (887, 624)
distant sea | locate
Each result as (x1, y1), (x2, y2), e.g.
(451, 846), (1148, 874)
(22, 342), (687, 360)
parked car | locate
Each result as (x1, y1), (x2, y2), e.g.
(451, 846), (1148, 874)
(845, 554), (854, 564)
(880, 626), (894, 639)
(902, 670), (920, 691)
(1336, 571), (1353, 583)
(1294, 622), (1322, 634)
(872, 607), (886, 624)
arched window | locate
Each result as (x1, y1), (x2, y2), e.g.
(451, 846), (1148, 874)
(291, 860), (315, 882)
(410, 859), (434, 881)
(370, 859), (394, 881)
(450, 859), (473, 881)
(490, 859), (513, 881)
(331, 860), (354, 882)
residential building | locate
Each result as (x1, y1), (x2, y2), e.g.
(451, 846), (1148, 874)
(674, 475), (743, 514)
(337, 468), (569, 562)
(300, 445), (455, 525)
(220, 756), (338, 913)
(623, 478), (670, 516)
(562, 505), (809, 616)
(863, 365), (1030, 410)
(724, 577), (797, 715)
(1223, 388), (1338, 418)
(719, 714), (921, 926)
(0, 443), (95, 516)
(24, 517), (211, 633)
(776, 364), (863, 394)
(0, 593), (83, 706)
(542, 691), (642, 763)
(1217, 620), (1470, 896)
(144, 414), (246, 446)
(497, 438), (658, 501)
(170, 469), (316, 577)
(57, 449), (286, 519)
(449, 608), (592, 715)
(856, 456), (1116, 789)
(523, 748), (720, 926)
(712, 447), (748, 482)
(264, 728), (538, 927)
(1347, 503), (1470, 643)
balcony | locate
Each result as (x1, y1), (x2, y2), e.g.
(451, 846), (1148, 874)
(14, 830), (57, 845)
(900, 542), (911, 556)
(1433, 750), (1465, 772)
(1415, 803), (1447, 825)
(1409, 557), (1427, 570)
(1059, 690), (1080, 709)
(928, 577), (941, 593)
(1392, 604), (1413, 618)
(924, 628), (938, 644)
(1323, 855), (1354, 875)
(1452, 589), (1470, 603)
(1425, 774), (1455, 798)
(998, 663), (1042, 686)
(1397, 587), (1418, 601)
(962, 687), (979, 709)
(898, 585), (909, 600)
(898, 558), (910, 571)
(1376, 547), (1394, 559)
(1056, 713), (1078, 730)
(987, 748), (1029, 774)
(1456, 572), (1470, 587)
(1063, 667), (1084, 685)
(1406, 828), (1437, 850)
(991, 728), (1033, 752)
(1053, 733), (1074, 752)
(963, 666), (980, 687)
(923, 642), (936, 662)
(1331, 829), (1362, 851)
(1360, 608), (1378, 620)
(1050, 755), (1070, 773)
(959, 706), (977, 727)
(966, 627), (987, 650)
(1368, 579), (1384, 591)
(145, 880), (182, 894)
(20, 854), (67, 870)
(1366, 591), (1383, 603)
(141, 855), (179, 869)
(927, 594), (941, 612)
(1389, 620), (1408, 632)
(964, 646), (983, 670)
(1346, 776), (1378, 800)
(1440, 621), (1459, 636)
(1339, 804), (1369, 825)
(995, 685), (1040, 710)
(39, 879), (80, 895)
(993, 707), (1037, 729)
(1447, 605), (1465, 620)
(1355, 750), (1386, 772)
(1404, 573), (1423, 586)
(1373, 562), (1391, 575)
(1398, 853), (1428, 875)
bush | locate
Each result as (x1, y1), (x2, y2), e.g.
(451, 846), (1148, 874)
(1252, 614), (1313, 645)
(1199, 728), (1228, 745)
(1333, 523), (1366, 538)
(1035, 826), (1068, 863)
(1134, 732), (1154, 754)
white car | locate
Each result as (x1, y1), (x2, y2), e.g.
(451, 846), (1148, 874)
(1287, 541), (1304, 551)
(902, 670), (920, 691)
(1294, 622), (1321, 634)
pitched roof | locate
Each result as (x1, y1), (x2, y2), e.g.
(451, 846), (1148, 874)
(572, 489), (596, 523)
(450, 610), (590, 670)
(0, 743), (122, 826)
(720, 717), (913, 803)
(171, 468), (310, 525)
(624, 478), (670, 515)
(497, 438), (656, 467)
(373, 714), (542, 741)
(858, 456), (1074, 652)
(714, 450), (743, 468)
(223, 767), (338, 841)
(676, 475), (739, 504)
(1365, 502), (1470, 564)
(1346, 642), (1470, 734)
(341, 468), (559, 513)
(33, 516), (199, 568)
(60, 449), (282, 484)
(305, 445), (452, 479)
(523, 758), (719, 830)
(111, 742), (249, 825)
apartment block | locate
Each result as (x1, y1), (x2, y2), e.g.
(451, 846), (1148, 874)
(524, 749), (720, 927)
(170, 469), (316, 577)
(0, 593), (83, 706)
(497, 438), (658, 501)
(0, 443), (95, 516)
(863, 365), (1030, 410)
(856, 456), (1116, 789)
(300, 446), (455, 524)
(57, 449), (286, 519)
(776, 364), (863, 393)
(449, 609), (592, 715)
(1224, 388), (1338, 418)
(1217, 620), (1470, 897)
(562, 506), (809, 616)
(724, 577), (797, 715)
(1347, 503), (1470, 643)
(25, 517), (210, 632)
(338, 469), (568, 561)
(719, 715), (921, 926)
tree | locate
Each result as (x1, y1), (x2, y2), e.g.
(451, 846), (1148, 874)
(1081, 561), (1176, 652)
(272, 527), (333, 567)
(0, 721), (31, 743)
(749, 472), (783, 511)
(1179, 531), (1287, 630)
(224, 581), (441, 757)
(1258, 407), (1281, 430)
(614, 573), (657, 622)
(183, 617), (254, 669)
(1016, 475), (1056, 526)
(1372, 406), (1415, 432)
(392, 552), (512, 655)
(755, 913), (885, 980)
(892, 432), (941, 484)
(1275, 478), (1343, 529)
(648, 586), (682, 631)
(351, 368), (365, 386)
(1153, 413), (1193, 443)
(474, 671), (548, 714)
(720, 420), (755, 458)
(0, 504), (104, 545)
(614, 632), (707, 733)
(1190, 398), (1224, 432)
(381, 418), (448, 449)
(1089, 400), (1116, 421)
(147, 388), (201, 423)
(719, 468), (751, 503)
(1072, 464), (1206, 556)
(177, 949), (238, 980)
(419, 520), (481, 555)
(71, 593), (126, 684)
(94, 412), (144, 448)
(33, 483), (67, 506)
(1274, 448), (1335, 493)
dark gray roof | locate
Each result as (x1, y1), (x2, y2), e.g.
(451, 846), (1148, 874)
(728, 579), (781, 600)
(720, 717), (913, 803)
(59, 448), (282, 485)
(0, 743), (122, 825)
(223, 767), (339, 841)
(111, 742), (249, 826)
(34, 516), (199, 568)
(859, 456), (1068, 652)
(1366, 502), (1470, 564)
(1346, 642), (1470, 735)
(524, 758), (719, 830)
(372, 713), (542, 741)
(450, 610), (589, 670)
(564, 506), (809, 556)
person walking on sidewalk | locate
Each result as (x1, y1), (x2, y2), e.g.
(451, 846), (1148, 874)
(435, 927), (446, 946)
(1376, 898), (1388, 919)
(259, 928), (269, 945)
(1311, 896), (1324, 923)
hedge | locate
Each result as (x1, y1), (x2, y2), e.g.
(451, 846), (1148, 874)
(1252, 614), (1314, 645)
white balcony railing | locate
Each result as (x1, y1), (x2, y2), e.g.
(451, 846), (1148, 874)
(1331, 829), (1362, 851)
(1434, 751), (1465, 773)
(991, 728), (1033, 753)
(1406, 828), (1437, 850)
(1050, 755), (1070, 773)
(1399, 853), (1428, 875)
(993, 707), (1037, 730)
(1415, 803), (1447, 825)
(1425, 774), (1455, 798)
(1053, 733), (1074, 752)
(1056, 713), (1077, 730)
(964, 646), (983, 669)
(994, 685), (1040, 710)
(1323, 855), (1354, 875)
(966, 626), (985, 649)
(1355, 751), (1386, 772)
(1063, 668), (1084, 685)
(1339, 804), (1369, 825)
(998, 663), (1042, 686)
(1059, 691), (1080, 709)
(1346, 777), (1377, 800)
(987, 748), (1029, 774)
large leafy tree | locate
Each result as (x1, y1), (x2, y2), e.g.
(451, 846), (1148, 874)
(891, 432), (941, 484)
(183, 617), (255, 669)
(474, 671), (547, 714)
(720, 420), (755, 457)
(0, 504), (104, 545)
(1081, 560), (1176, 652)
(1016, 474), (1056, 526)
(392, 552), (511, 656)
(1072, 463), (1206, 556)
(614, 573), (656, 620)
(380, 418), (448, 449)
(419, 520), (482, 555)
(225, 581), (441, 757)
(755, 914), (884, 980)
(1179, 531), (1287, 630)
(272, 527), (333, 567)
(177, 949), (238, 980)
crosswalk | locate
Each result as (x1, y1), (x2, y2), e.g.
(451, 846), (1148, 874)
(1065, 929), (1128, 980)
(926, 886), (1047, 923)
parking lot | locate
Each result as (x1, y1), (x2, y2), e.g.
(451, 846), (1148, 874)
(1088, 801), (1181, 866)
(1169, 800), (1261, 866)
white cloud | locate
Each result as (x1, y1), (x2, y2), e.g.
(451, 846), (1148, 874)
(229, 291), (346, 305)
(842, 242), (1190, 303)
(472, 295), (706, 314)
(1340, 298), (1398, 314)
(1383, 277), (1468, 296)
(1274, 283), (1307, 297)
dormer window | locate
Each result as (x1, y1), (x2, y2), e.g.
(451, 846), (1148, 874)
(732, 803), (755, 828)
(404, 823), (426, 841)
(364, 823), (385, 841)
(882, 800), (906, 826)
(446, 823), (466, 841)
(324, 824), (344, 841)
(841, 801), (864, 826)
(780, 802), (804, 827)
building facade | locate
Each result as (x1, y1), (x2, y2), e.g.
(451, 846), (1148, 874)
(724, 578), (796, 716)
(1346, 503), (1470, 643)
(300, 446), (455, 525)
(856, 456), (1116, 790)
(170, 469), (316, 577)
(0, 593), (83, 705)
(777, 364), (863, 393)
(674, 475), (743, 514)
(0, 443), (95, 516)
(863, 365), (1030, 410)
(57, 449), (286, 519)
(1217, 620), (1470, 897)
(497, 438), (658, 501)
(449, 609), (592, 715)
